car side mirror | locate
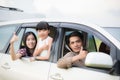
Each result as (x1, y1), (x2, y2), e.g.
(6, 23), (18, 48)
(85, 52), (113, 68)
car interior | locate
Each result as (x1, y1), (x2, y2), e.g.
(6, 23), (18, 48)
(63, 29), (111, 57)
(99, 42), (110, 54)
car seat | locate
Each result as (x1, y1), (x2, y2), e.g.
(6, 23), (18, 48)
(99, 42), (110, 54)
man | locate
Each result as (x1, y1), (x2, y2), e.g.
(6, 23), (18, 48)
(57, 31), (88, 68)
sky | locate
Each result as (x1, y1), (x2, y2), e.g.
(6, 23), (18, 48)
(0, 0), (120, 27)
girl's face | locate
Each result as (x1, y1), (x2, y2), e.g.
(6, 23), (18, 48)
(26, 34), (36, 49)
(37, 29), (50, 39)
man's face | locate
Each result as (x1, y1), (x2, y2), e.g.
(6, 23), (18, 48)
(69, 36), (82, 53)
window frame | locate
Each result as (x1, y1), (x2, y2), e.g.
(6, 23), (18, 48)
(54, 22), (118, 73)
(58, 23), (117, 59)
(0, 24), (21, 53)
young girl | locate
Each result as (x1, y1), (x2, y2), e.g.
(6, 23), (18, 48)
(10, 31), (37, 60)
(31, 21), (53, 61)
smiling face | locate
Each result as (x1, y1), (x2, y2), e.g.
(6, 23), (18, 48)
(37, 29), (50, 39)
(26, 34), (37, 49)
(69, 36), (83, 53)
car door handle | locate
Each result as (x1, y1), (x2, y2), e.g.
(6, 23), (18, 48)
(50, 73), (63, 80)
(1, 63), (11, 69)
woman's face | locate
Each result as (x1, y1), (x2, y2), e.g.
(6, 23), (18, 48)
(69, 36), (83, 53)
(26, 34), (36, 49)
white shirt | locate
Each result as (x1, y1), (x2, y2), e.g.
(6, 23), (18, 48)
(37, 36), (50, 57)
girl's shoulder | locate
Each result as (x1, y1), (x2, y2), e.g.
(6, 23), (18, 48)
(47, 36), (53, 40)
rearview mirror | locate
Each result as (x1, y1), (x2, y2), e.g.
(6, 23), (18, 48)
(85, 52), (113, 68)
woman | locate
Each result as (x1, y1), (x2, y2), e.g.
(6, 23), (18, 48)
(9, 31), (37, 60)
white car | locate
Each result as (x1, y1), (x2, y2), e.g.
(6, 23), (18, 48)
(0, 19), (120, 80)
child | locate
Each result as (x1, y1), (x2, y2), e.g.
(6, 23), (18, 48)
(31, 21), (53, 61)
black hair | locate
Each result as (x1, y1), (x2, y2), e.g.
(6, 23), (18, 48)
(66, 31), (83, 45)
(22, 31), (37, 56)
(36, 21), (50, 30)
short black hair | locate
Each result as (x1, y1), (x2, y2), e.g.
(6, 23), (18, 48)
(66, 31), (83, 45)
(36, 21), (50, 30)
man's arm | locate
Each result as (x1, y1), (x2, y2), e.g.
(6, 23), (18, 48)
(72, 50), (88, 63)
(57, 52), (74, 68)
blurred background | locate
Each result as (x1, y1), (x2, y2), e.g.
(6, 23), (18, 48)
(0, 0), (120, 27)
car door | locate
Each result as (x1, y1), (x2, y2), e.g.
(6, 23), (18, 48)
(48, 22), (120, 80)
(0, 24), (51, 80)
(0, 22), (60, 80)
(0, 24), (20, 80)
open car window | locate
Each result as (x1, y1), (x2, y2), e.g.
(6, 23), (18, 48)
(61, 27), (112, 70)
(0, 24), (19, 51)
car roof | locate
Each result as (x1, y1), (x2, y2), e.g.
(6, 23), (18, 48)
(0, 18), (120, 27)
(0, 18), (120, 49)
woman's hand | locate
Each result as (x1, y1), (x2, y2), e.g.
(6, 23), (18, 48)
(10, 32), (18, 44)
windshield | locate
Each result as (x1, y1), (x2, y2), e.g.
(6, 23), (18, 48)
(103, 27), (120, 42)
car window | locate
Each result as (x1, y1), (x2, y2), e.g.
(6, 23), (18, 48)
(62, 27), (111, 67)
(63, 29), (100, 54)
(7, 25), (56, 61)
(63, 29), (101, 53)
(14, 28), (24, 53)
(87, 34), (97, 52)
(0, 24), (18, 51)
(103, 27), (120, 42)
(88, 35), (110, 55)
(26, 28), (37, 36)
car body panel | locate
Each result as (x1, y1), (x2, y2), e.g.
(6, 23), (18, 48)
(0, 19), (120, 80)
(0, 53), (50, 80)
(49, 63), (119, 80)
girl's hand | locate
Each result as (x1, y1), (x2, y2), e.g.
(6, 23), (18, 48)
(43, 44), (49, 50)
(10, 32), (18, 44)
(42, 42), (49, 50)
(30, 57), (35, 62)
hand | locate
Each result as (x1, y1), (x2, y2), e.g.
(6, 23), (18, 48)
(10, 32), (18, 44)
(78, 46), (88, 59)
(30, 57), (35, 62)
(79, 46), (84, 55)
(42, 43), (49, 50)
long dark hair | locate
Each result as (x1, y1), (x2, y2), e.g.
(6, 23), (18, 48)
(22, 31), (37, 56)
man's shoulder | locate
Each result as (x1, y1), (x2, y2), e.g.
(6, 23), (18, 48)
(66, 52), (76, 56)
